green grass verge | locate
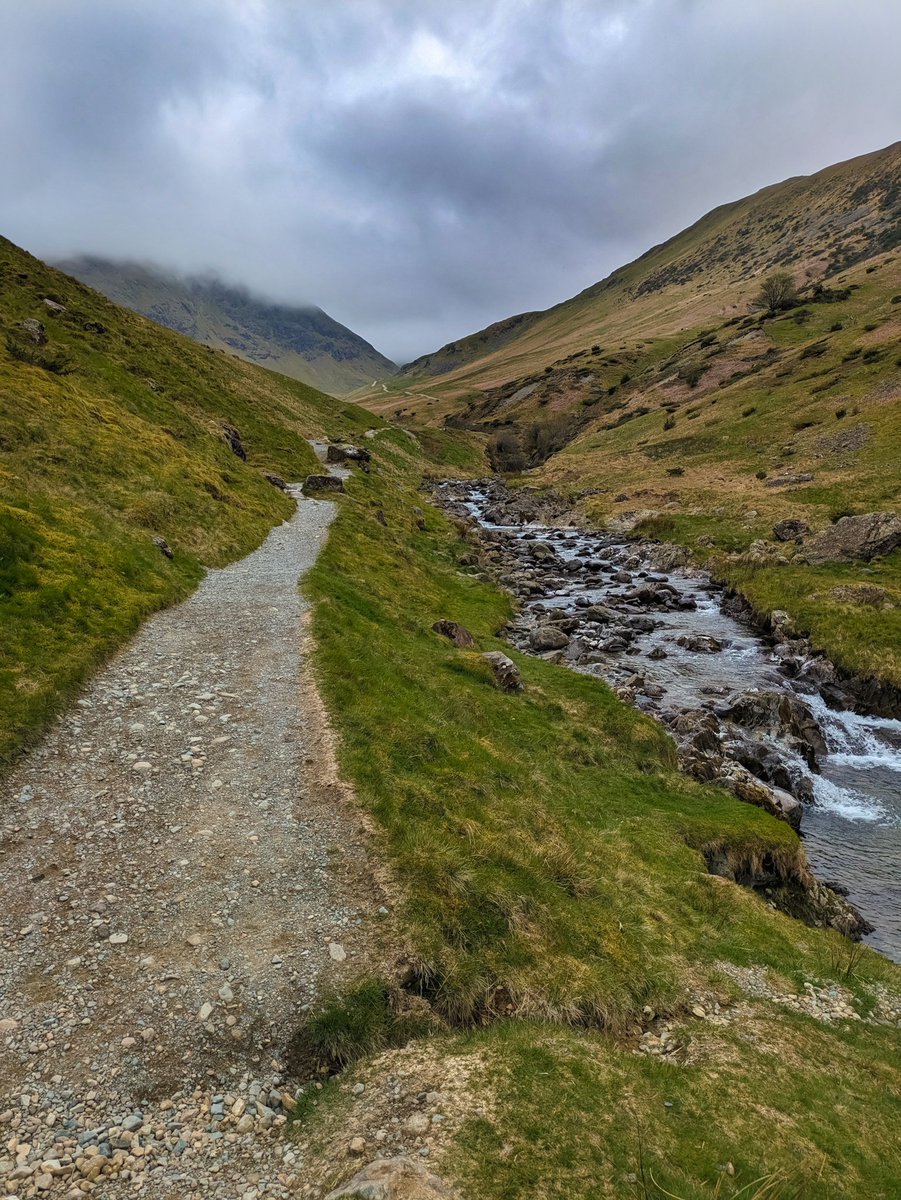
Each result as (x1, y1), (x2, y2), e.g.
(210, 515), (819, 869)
(446, 1015), (901, 1199)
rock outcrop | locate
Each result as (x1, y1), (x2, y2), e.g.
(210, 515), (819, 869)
(432, 620), (476, 648)
(802, 512), (901, 563)
(482, 651), (523, 691)
(303, 474), (346, 495)
(327, 443), (372, 471)
(772, 518), (810, 542)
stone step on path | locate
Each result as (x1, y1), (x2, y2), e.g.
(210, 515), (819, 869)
(0, 480), (396, 1197)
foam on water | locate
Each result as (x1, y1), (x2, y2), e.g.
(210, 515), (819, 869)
(811, 774), (887, 822)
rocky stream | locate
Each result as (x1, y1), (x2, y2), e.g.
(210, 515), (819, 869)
(434, 479), (901, 961)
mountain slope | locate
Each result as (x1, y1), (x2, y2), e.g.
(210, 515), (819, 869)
(0, 235), (378, 765)
(374, 140), (901, 421)
(57, 256), (397, 395)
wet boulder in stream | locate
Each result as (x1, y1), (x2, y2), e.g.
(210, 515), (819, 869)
(722, 691), (826, 766)
(677, 634), (725, 653)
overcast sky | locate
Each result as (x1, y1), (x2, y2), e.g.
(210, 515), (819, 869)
(2, 1), (900, 363)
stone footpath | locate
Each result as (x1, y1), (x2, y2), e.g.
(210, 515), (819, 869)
(0, 483), (395, 1198)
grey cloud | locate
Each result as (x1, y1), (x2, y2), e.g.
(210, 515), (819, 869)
(1, 0), (900, 363)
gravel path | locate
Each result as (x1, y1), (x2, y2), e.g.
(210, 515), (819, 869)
(0, 481), (395, 1198)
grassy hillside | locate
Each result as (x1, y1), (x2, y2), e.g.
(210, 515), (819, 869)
(520, 253), (901, 682)
(0, 235), (376, 766)
(297, 432), (901, 1199)
(58, 256), (397, 396)
(374, 140), (901, 417)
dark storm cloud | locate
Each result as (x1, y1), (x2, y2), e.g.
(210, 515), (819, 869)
(2, 1), (901, 362)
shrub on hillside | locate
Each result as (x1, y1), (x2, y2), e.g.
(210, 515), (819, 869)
(487, 429), (526, 473)
(750, 270), (799, 314)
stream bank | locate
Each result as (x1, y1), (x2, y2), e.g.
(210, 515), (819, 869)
(433, 478), (901, 961)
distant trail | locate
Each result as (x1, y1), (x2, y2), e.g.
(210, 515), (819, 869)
(0, 471), (394, 1197)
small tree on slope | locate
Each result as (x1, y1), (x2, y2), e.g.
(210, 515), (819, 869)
(751, 270), (799, 314)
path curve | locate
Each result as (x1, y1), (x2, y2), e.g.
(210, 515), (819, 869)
(0, 480), (394, 1197)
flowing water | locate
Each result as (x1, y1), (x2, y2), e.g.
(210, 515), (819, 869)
(449, 482), (901, 960)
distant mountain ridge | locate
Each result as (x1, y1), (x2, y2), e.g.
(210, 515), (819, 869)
(56, 257), (396, 395)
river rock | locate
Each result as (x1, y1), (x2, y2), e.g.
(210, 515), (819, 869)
(645, 542), (693, 570)
(677, 634), (724, 653)
(325, 1157), (460, 1200)
(529, 625), (570, 652)
(583, 604), (618, 624)
(722, 691), (826, 765)
(528, 541), (559, 563)
(719, 763), (802, 828)
(673, 710), (724, 780)
(802, 512), (901, 564)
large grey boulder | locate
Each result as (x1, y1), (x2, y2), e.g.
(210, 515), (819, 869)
(528, 625), (570, 652)
(20, 318), (47, 344)
(802, 512), (901, 564)
(303, 474), (345, 495)
(325, 1156), (460, 1200)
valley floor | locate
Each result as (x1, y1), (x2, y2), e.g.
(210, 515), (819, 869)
(0, 483), (395, 1198)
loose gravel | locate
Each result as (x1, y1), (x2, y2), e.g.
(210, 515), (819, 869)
(0, 482), (396, 1198)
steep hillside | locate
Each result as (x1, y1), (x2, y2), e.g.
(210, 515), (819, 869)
(373, 140), (901, 423)
(58, 256), (397, 395)
(0, 236), (377, 765)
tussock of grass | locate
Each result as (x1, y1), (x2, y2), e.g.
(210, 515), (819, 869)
(290, 979), (436, 1074)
